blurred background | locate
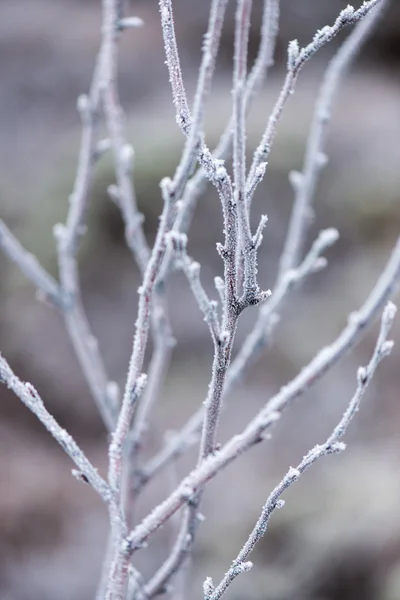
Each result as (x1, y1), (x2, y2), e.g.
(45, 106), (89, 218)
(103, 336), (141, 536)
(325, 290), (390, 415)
(1, 1), (400, 599)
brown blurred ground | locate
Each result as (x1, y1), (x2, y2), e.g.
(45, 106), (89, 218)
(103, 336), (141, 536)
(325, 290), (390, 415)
(1, 1), (400, 599)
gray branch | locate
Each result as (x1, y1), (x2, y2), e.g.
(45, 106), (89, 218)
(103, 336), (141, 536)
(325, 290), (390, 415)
(126, 237), (400, 554)
(278, 0), (388, 279)
(205, 302), (396, 600)
(0, 221), (64, 309)
(246, 0), (384, 200)
(0, 355), (111, 503)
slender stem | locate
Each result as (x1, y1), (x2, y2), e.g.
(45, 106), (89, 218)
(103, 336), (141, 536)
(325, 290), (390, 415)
(140, 227), (337, 484)
(207, 302), (396, 600)
(278, 0), (387, 278)
(101, 2), (150, 272)
(233, 0), (253, 297)
(139, 0), (386, 482)
(136, 5), (232, 593)
(0, 355), (111, 502)
(176, 0), (280, 237)
(126, 237), (400, 555)
(55, 35), (116, 432)
(0, 220), (64, 309)
(246, 0), (383, 202)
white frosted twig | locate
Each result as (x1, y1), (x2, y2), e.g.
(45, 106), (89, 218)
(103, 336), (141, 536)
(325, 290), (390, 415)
(125, 295), (175, 525)
(233, 0), (254, 301)
(157, 211), (242, 596)
(206, 302), (396, 600)
(0, 355), (111, 503)
(100, 0), (176, 529)
(53, 16), (119, 432)
(107, 0), (230, 575)
(228, 228), (339, 384)
(246, 0), (384, 201)
(125, 238), (400, 553)
(104, 177), (176, 598)
(197, 0), (271, 464)
(230, 0), (270, 310)
(159, 0), (191, 134)
(134, 3), (280, 506)
(0, 221), (64, 309)
(176, 0), (280, 236)
(170, 232), (221, 344)
(108, 373), (148, 498)
(244, 0), (280, 101)
(105, 372), (148, 600)
(141, 4), (239, 584)
(141, 227), (339, 481)
(116, 6), (229, 558)
(278, 0), (387, 279)
(161, 0), (228, 196)
(140, 0), (386, 479)
(101, 0), (150, 273)
(100, 2), (178, 527)
(1, 46), (117, 432)
(157, 6), (239, 588)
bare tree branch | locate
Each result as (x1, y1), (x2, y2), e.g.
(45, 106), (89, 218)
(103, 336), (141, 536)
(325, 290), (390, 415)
(139, 0), (386, 483)
(205, 302), (396, 600)
(0, 2), (394, 599)
(140, 227), (338, 485)
(0, 355), (111, 503)
(176, 0), (280, 236)
(246, 0), (384, 203)
(0, 220), (64, 309)
(278, 0), (388, 279)
(126, 237), (400, 554)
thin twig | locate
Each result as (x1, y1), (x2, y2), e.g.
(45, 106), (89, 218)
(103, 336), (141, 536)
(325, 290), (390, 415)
(106, 1), (230, 588)
(126, 293), (175, 525)
(133, 5), (233, 594)
(126, 237), (400, 553)
(159, 0), (191, 134)
(140, 227), (338, 484)
(246, 0), (384, 202)
(106, 373), (148, 600)
(278, 0), (387, 279)
(100, 1), (177, 531)
(0, 355), (111, 503)
(176, 0), (280, 236)
(134, 5), (234, 593)
(1, 58), (117, 431)
(101, 2), (150, 272)
(170, 233), (221, 344)
(233, 0), (253, 299)
(139, 0), (385, 481)
(0, 220), (64, 309)
(54, 30), (117, 432)
(105, 2), (230, 592)
(205, 302), (396, 600)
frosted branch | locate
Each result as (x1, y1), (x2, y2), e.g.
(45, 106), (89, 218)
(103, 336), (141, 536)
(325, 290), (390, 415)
(0, 355), (111, 503)
(175, 0), (280, 237)
(101, 0), (150, 273)
(141, 227), (339, 481)
(0, 220), (64, 309)
(126, 238), (400, 553)
(279, 0), (387, 278)
(207, 301), (396, 600)
(169, 232), (221, 344)
(246, 0), (384, 200)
